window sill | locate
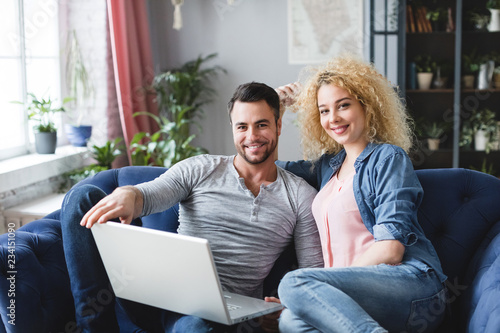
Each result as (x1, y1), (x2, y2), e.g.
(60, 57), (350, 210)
(0, 145), (90, 193)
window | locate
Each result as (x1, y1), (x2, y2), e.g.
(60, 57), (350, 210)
(0, 0), (62, 160)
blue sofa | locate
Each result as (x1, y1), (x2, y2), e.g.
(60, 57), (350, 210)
(1, 166), (500, 332)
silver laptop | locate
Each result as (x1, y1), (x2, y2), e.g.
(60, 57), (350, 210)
(91, 222), (283, 325)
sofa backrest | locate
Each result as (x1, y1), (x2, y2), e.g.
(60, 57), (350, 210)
(415, 168), (500, 330)
(76, 166), (179, 233)
(416, 168), (500, 283)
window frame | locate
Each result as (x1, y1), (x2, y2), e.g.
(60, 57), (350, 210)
(0, 0), (65, 161)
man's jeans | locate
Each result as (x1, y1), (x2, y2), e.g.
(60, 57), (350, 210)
(278, 263), (447, 333)
(60, 184), (213, 332)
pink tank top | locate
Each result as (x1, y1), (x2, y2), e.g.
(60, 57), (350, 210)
(312, 171), (374, 268)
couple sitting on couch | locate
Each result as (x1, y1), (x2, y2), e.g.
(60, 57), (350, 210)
(63, 55), (447, 333)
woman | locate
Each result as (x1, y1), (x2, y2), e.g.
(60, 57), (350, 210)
(274, 55), (447, 332)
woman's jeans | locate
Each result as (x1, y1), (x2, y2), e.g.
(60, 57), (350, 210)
(278, 264), (447, 333)
(60, 184), (215, 333)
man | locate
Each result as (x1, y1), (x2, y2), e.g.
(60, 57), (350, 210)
(61, 82), (323, 332)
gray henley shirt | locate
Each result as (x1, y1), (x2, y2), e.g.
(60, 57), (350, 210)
(136, 154), (323, 298)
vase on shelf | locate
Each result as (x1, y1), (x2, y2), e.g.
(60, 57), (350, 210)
(478, 61), (495, 90)
(474, 129), (488, 151)
(433, 67), (448, 89)
(488, 9), (500, 32)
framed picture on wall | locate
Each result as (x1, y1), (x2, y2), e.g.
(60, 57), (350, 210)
(287, 0), (364, 64)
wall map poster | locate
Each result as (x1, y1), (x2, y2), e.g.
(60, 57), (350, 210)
(288, 0), (364, 64)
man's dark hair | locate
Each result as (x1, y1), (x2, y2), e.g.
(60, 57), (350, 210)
(227, 82), (280, 124)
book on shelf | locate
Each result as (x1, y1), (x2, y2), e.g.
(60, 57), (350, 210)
(406, 5), (455, 33)
(406, 5), (432, 33)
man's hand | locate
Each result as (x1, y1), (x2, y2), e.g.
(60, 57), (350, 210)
(80, 186), (143, 228)
(260, 297), (282, 333)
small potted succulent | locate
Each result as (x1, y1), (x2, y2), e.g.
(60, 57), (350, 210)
(420, 121), (448, 150)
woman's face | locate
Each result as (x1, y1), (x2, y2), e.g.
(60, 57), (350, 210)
(317, 84), (368, 151)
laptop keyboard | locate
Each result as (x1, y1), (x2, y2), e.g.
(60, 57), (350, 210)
(226, 303), (241, 311)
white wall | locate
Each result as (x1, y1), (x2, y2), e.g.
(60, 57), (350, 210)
(148, 0), (307, 161)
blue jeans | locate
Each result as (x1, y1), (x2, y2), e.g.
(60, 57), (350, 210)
(60, 184), (216, 332)
(278, 264), (447, 333)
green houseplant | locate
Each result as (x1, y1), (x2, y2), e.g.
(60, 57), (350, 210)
(426, 7), (448, 31)
(13, 93), (73, 154)
(64, 30), (95, 146)
(130, 53), (225, 167)
(464, 108), (499, 153)
(462, 50), (480, 89)
(61, 138), (124, 191)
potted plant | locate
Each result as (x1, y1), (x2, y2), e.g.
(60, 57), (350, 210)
(414, 55), (436, 90)
(130, 111), (208, 167)
(487, 0), (500, 31)
(468, 11), (490, 31)
(12, 93), (73, 154)
(426, 7), (448, 31)
(469, 108), (498, 152)
(131, 53), (225, 167)
(462, 50), (480, 89)
(64, 30), (95, 147)
(421, 121), (448, 150)
(60, 138), (124, 191)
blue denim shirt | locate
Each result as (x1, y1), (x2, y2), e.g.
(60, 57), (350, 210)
(277, 143), (447, 283)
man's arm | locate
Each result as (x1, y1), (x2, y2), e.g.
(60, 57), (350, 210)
(80, 186), (143, 228)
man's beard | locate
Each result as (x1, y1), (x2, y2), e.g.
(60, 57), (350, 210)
(236, 140), (277, 165)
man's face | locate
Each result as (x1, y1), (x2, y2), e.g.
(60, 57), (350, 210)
(231, 100), (281, 165)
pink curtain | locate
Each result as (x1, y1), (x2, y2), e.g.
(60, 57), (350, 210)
(107, 0), (159, 165)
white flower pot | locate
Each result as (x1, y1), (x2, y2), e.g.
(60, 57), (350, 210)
(427, 138), (440, 151)
(488, 9), (500, 32)
(474, 130), (488, 151)
(417, 72), (433, 90)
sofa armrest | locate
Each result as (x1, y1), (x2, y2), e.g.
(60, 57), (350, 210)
(460, 221), (500, 332)
(0, 219), (75, 332)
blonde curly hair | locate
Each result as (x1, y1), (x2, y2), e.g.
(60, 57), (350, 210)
(292, 54), (414, 160)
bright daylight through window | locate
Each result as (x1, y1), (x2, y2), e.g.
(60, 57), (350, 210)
(0, 0), (61, 161)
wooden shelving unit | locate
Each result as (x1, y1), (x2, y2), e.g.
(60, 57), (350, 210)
(371, 0), (500, 175)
